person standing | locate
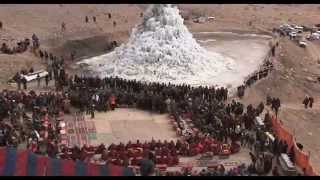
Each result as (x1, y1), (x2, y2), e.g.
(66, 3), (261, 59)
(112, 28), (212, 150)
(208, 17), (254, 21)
(37, 74), (41, 87)
(16, 73), (21, 90)
(93, 16), (96, 23)
(61, 22), (66, 32)
(22, 77), (27, 90)
(309, 96), (314, 108)
(139, 151), (155, 176)
(90, 102), (95, 119)
(70, 51), (75, 62)
(110, 95), (116, 111)
(45, 74), (49, 87)
(85, 16), (89, 23)
(0, 21), (2, 30)
(303, 96), (309, 109)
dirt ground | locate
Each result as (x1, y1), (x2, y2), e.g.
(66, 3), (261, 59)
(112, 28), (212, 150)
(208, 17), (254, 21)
(88, 108), (178, 145)
(87, 108), (251, 170)
(238, 37), (320, 173)
(1, 4), (320, 173)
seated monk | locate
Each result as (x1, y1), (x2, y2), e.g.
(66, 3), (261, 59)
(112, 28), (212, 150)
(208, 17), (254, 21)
(168, 140), (175, 150)
(126, 140), (133, 149)
(163, 140), (168, 147)
(95, 143), (106, 154)
(156, 156), (162, 165)
(142, 141), (149, 151)
(170, 148), (178, 156)
(60, 150), (70, 160)
(82, 144), (90, 152)
(175, 140), (182, 150)
(196, 143), (204, 154)
(189, 147), (197, 156)
(173, 156), (179, 165)
(167, 154), (174, 166)
(108, 143), (116, 151)
(116, 142), (123, 151)
(89, 145), (96, 153)
(150, 140), (156, 150)
(101, 150), (109, 161)
(156, 140), (162, 148)
(80, 149), (87, 161)
(230, 141), (240, 154)
(154, 147), (161, 157)
(136, 140), (142, 148)
(161, 155), (169, 165)
(127, 149), (134, 158)
(109, 150), (116, 159)
(161, 147), (169, 157)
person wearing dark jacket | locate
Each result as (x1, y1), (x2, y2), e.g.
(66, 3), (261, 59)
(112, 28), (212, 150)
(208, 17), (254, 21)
(37, 74), (41, 87)
(309, 96), (314, 108)
(303, 96), (309, 109)
(45, 74), (49, 87)
(85, 16), (89, 23)
(139, 151), (155, 176)
(22, 77), (27, 90)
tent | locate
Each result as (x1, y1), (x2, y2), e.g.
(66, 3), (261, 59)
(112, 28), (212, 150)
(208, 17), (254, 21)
(0, 148), (134, 176)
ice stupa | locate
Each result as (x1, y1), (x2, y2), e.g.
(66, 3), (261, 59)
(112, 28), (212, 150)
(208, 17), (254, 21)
(78, 4), (236, 87)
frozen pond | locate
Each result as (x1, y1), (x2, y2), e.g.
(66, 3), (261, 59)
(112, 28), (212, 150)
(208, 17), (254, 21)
(195, 31), (272, 89)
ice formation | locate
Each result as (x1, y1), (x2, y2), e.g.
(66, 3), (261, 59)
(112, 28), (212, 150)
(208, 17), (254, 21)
(78, 4), (236, 87)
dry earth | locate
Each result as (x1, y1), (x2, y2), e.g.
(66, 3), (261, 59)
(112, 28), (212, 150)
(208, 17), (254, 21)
(1, 4), (320, 173)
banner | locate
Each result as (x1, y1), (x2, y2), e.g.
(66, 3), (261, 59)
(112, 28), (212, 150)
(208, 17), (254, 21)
(271, 116), (317, 176)
(0, 147), (134, 176)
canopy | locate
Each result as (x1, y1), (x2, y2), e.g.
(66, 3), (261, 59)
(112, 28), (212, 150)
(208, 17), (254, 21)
(0, 148), (134, 176)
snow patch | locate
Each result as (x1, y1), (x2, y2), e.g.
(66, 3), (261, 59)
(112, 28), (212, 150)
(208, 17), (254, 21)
(78, 4), (237, 87)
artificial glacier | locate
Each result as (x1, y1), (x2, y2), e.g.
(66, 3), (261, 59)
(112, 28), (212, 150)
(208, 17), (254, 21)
(78, 4), (238, 87)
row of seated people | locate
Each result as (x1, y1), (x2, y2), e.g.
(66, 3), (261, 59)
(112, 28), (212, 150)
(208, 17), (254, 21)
(57, 142), (180, 167)
(0, 39), (30, 55)
(169, 113), (239, 156)
(56, 135), (239, 167)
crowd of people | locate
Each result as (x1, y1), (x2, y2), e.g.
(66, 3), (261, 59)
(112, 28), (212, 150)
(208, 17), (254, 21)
(0, 89), (69, 150)
(0, 19), (312, 176)
(0, 34), (39, 55)
(237, 57), (274, 98)
(303, 96), (314, 109)
(0, 70), (282, 176)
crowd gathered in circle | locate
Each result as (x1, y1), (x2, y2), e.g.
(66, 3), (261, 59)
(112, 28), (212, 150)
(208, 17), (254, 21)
(0, 12), (313, 176)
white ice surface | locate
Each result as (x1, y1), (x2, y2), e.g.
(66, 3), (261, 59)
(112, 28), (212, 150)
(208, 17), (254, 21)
(78, 4), (270, 89)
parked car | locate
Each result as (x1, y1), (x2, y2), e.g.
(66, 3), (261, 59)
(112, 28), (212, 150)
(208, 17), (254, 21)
(299, 41), (307, 48)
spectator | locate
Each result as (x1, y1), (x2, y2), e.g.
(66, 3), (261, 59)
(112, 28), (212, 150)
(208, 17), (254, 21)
(308, 96), (314, 108)
(303, 96), (309, 109)
(61, 22), (66, 32)
(45, 74), (49, 87)
(139, 151), (155, 176)
(85, 16), (89, 23)
(37, 74), (41, 87)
